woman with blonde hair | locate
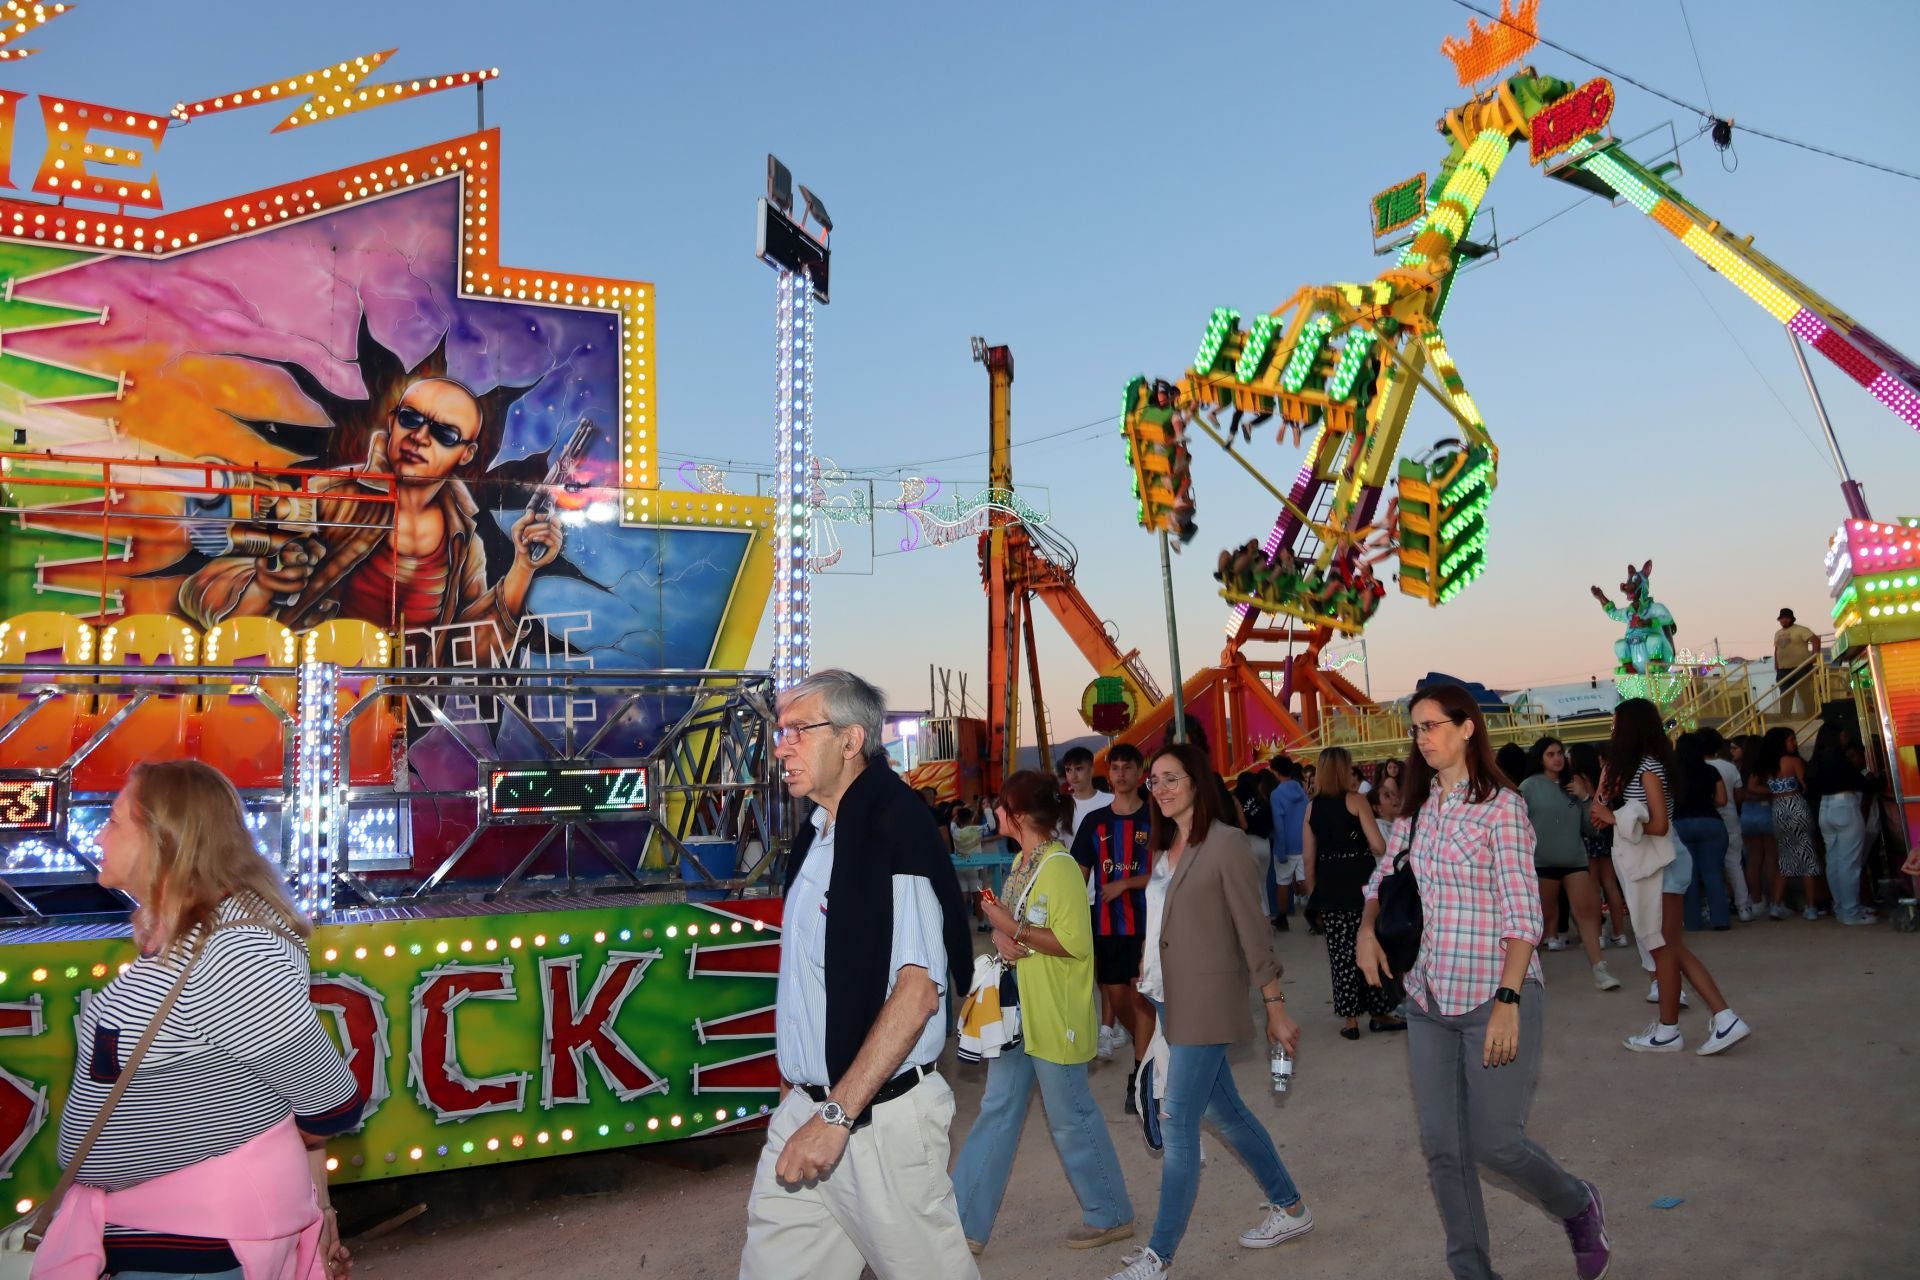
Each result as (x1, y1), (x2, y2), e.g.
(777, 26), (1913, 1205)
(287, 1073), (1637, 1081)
(1302, 747), (1402, 1038)
(32, 759), (362, 1279)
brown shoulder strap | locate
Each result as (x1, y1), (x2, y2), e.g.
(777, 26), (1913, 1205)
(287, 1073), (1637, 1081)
(25, 913), (271, 1243)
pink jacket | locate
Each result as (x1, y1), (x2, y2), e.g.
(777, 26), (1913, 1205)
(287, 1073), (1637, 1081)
(33, 1114), (323, 1279)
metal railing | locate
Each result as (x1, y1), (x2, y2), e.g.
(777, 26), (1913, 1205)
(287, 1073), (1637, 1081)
(0, 662), (784, 925)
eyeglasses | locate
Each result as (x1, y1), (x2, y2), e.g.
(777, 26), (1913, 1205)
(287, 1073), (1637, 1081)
(773, 720), (834, 745)
(394, 404), (473, 450)
(1145, 773), (1190, 791)
(1408, 718), (1460, 740)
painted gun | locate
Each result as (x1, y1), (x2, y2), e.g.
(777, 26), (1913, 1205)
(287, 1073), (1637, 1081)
(524, 417), (598, 564)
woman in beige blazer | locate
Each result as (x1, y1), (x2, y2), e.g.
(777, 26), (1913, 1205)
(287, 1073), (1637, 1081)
(1105, 743), (1312, 1280)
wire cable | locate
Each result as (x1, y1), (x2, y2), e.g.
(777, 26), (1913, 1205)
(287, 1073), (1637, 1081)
(1444, 0), (1920, 183)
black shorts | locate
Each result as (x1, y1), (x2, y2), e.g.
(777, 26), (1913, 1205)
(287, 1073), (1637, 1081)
(1536, 865), (1583, 882)
(1093, 934), (1145, 986)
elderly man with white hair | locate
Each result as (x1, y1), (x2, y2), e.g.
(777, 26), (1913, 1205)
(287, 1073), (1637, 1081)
(738, 669), (976, 1280)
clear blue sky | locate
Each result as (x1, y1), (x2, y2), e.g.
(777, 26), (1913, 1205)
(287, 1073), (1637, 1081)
(23, 0), (1920, 738)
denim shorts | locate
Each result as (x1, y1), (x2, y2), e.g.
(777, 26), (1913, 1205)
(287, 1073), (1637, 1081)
(1661, 843), (1694, 894)
(1739, 803), (1773, 837)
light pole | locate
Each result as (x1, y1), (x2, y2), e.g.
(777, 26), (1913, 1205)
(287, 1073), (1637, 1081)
(1159, 529), (1186, 743)
(757, 156), (832, 691)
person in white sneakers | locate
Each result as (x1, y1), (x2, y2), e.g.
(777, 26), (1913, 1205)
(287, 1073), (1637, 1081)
(1104, 743), (1310, 1280)
(1517, 737), (1620, 993)
(1590, 699), (1752, 1057)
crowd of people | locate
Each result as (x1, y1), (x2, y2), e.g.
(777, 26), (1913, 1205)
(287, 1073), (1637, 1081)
(738, 665), (1910, 1280)
(19, 661), (1905, 1280)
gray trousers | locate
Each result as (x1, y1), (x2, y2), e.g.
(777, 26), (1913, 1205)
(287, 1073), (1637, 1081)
(1406, 986), (1588, 1280)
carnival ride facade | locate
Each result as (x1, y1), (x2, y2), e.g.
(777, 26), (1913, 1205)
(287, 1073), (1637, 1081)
(1117, 3), (1920, 778)
(0, 34), (793, 1214)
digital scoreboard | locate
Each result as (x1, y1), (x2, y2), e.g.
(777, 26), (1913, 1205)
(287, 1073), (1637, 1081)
(0, 775), (58, 832)
(484, 763), (654, 824)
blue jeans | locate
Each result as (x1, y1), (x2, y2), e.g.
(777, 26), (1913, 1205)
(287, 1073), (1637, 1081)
(1818, 794), (1868, 921)
(1147, 1006), (1301, 1262)
(950, 1037), (1132, 1245)
(1677, 817), (1730, 930)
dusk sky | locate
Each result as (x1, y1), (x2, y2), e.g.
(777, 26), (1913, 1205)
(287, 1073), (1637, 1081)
(27, 0), (1919, 740)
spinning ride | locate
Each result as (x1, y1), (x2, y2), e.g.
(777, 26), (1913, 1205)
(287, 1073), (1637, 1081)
(1117, 3), (1920, 774)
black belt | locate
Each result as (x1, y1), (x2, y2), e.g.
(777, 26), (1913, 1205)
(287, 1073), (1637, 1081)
(794, 1063), (928, 1130)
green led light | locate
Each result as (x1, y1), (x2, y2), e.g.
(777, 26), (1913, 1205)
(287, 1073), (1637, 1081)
(1235, 312), (1283, 382)
(462, 1141), (475, 1154)
(1280, 314), (1333, 393)
(1326, 329), (1376, 401)
(1440, 499), (1487, 542)
(1193, 307), (1241, 374)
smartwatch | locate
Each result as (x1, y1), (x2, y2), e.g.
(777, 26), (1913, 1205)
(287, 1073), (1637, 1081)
(817, 1100), (854, 1129)
(1494, 986), (1522, 1006)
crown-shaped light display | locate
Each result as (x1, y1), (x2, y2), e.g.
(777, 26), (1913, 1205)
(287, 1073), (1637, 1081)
(1440, 0), (1540, 87)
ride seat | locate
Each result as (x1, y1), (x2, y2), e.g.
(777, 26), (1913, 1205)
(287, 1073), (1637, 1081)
(0, 611), (96, 771)
(72, 614), (201, 791)
(198, 617), (299, 787)
(301, 620), (400, 785)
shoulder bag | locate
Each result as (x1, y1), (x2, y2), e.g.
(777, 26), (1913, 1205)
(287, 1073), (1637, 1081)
(1374, 808), (1424, 978)
(0, 913), (267, 1272)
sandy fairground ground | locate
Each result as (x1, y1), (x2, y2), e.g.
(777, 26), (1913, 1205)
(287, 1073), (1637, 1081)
(342, 914), (1919, 1279)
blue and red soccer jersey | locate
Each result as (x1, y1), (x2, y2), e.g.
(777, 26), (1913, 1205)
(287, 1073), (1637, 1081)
(1071, 803), (1154, 936)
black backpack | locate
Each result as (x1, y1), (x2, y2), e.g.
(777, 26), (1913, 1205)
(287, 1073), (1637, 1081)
(1374, 809), (1424, 976)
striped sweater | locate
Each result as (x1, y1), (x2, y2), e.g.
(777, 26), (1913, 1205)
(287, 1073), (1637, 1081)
(56, 894), (362, 1271)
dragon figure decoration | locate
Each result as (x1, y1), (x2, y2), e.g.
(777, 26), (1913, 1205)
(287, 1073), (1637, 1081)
(1590, 560), (1677, 676)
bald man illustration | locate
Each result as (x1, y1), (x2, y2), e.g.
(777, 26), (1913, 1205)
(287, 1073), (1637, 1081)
(180, 378), (561, 658)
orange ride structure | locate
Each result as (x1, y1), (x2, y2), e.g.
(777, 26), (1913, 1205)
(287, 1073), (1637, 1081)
(1119, 4), (1920, 778)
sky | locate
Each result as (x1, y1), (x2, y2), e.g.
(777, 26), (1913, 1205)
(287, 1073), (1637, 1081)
(15, 0), (1919, 741)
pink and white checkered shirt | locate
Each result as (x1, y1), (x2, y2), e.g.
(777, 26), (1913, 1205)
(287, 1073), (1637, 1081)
(1366, 778), (1544, 1016)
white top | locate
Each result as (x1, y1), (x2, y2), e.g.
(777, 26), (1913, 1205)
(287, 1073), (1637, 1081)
(1070, 791), (1112, 839)
(1706, 758), (1742, 838)
(1136, 854), (1175, 1003)
(774, 807), (950, 1088)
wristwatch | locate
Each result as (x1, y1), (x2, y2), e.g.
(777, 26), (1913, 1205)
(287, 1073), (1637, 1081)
(817, 1100), (854, 1129)
(1494, 986), (1522, 1006)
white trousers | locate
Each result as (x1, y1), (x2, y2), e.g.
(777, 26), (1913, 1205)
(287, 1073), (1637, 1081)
(739, 1073), (979, 1280)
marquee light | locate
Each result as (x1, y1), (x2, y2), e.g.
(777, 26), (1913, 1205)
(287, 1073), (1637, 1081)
(1193, 308), (1241, 375)
(1280, 314), (1334, 394)
(171, 49), (501, 133)
(1235, 312), (1284, 383)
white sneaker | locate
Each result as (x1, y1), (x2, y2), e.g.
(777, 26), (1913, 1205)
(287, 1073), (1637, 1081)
(1607, 933), (1630, 949)
(1697, 1012), (1751, 1056)
(1644, 980), (1690, 1008)
(1591, 962), (1622, 991)
(1239, 1201), (1314, 1249)
(1106, 1246), (1171, 1278)
(1736, 903), (1756, 923)
(1545, 935), (1569, 952)
(1096, 1025), (1118, 1059)
(1624, 1022), (1684, 1053)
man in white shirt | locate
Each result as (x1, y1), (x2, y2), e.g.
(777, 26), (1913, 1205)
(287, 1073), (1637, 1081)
(1701, 729), (1757, 922)
(740, 670), (976, 1280)
(1062, 745), (1112, 839)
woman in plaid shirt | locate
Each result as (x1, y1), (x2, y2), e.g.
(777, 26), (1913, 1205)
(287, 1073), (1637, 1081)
(1355, 684), (1610, 1280)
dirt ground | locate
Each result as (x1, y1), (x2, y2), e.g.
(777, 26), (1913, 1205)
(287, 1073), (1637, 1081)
(343, 918), (1919, 1279)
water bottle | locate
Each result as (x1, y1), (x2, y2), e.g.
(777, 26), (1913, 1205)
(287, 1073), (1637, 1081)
(1269, 1042), (1294, 1094)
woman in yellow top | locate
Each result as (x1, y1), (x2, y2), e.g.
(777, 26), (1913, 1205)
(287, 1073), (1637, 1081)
(952, 769), (1135, 1257)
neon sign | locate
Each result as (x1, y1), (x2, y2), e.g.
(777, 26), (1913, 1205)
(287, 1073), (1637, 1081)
(1371, 173), (1427, 238)
(0, 777), (55, 832)
(1530, 77), (1615, 165)
(486, 764), (653, 823)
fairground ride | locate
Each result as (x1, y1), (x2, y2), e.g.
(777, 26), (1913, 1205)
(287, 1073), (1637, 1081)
(1118, 0), (1920, 776)
(0, 26), (804, 1215)
(905, 342), (1164, 800)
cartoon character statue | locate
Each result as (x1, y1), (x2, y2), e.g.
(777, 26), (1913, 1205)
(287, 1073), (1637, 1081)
(1590, 560), (1677, 675)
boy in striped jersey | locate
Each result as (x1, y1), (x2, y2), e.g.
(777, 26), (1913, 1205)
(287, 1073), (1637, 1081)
(1070, 743), (1156, 1112)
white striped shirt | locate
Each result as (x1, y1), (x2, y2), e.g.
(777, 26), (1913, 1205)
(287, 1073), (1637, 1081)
(58, 894), (362, 1192)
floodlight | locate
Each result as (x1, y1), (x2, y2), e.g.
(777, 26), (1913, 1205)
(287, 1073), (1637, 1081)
(798, 184), (832, 234)
(767, 155), (793, 214)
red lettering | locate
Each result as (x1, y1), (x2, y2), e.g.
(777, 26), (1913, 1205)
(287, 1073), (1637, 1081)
(0, 89), (18, 192)
(0, 998), (47, 1179)
(540, 951), (665, 1107)
(408, 963), (528, 1122)
(310, 973), (391, 1126)
(1531, 77), (1614, 164)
